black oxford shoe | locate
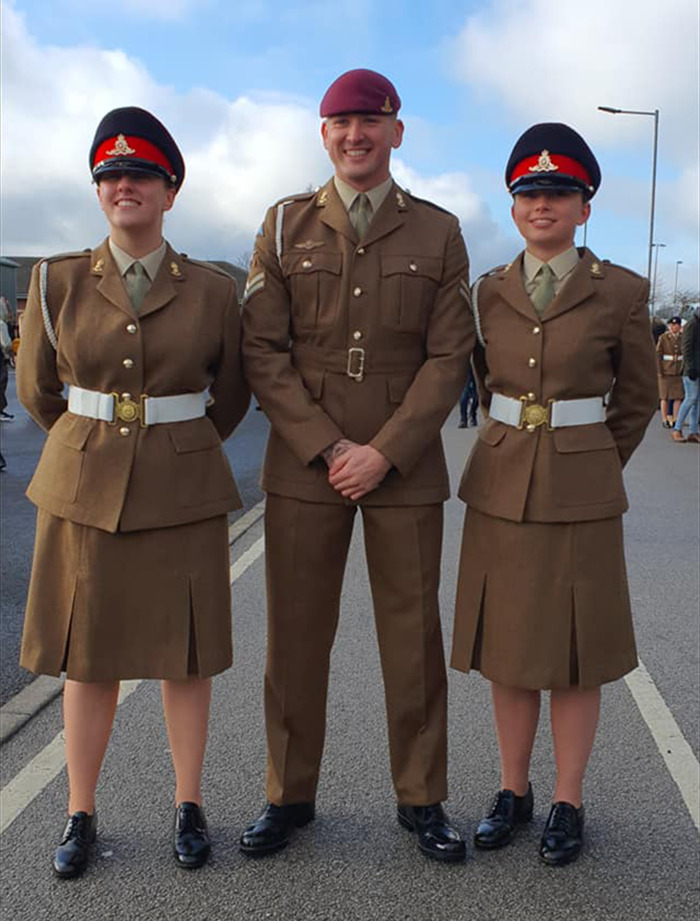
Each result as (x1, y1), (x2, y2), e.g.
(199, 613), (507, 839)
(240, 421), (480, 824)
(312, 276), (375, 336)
(53, 811), (97, 879)
(474, 783), (534, 849)
(539, 801), (584, 866)
(397, 803), (466, 862)
(239, 802), (315, 856)
(174, 802), (210, 869)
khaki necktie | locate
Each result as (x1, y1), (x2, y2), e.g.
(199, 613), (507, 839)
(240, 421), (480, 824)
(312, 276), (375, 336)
(126, 261), (148, 314)
(351, 193), (372, 238)
(530, 263), (555, 317)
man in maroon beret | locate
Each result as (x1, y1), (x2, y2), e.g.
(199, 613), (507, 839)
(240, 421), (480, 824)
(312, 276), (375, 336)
(240, 69), (474, 862)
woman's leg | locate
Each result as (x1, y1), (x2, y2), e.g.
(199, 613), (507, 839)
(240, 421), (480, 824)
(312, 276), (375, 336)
(550, 686), (601, 806)
(161, 677), (211, 805)
(64, 679), (120, 814)
(660, 398), (669, 423)
(491, 682), (541, 795)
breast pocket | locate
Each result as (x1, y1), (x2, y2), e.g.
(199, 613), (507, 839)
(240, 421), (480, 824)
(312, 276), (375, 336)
(282, 252), (342, 330)
(380, 256), (443, 332)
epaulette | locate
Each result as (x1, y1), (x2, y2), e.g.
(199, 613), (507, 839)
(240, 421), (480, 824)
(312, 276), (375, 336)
(44, 249), (91, 264)
(600, 260), (645, 280)
(274, 190), (316, 207)
(179, 255), (232, 280)
(403, 190), (454, 216)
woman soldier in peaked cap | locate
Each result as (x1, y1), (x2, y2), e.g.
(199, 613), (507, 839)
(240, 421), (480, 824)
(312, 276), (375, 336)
(17, 106), (250, 877)
(451, 123), (657, 865)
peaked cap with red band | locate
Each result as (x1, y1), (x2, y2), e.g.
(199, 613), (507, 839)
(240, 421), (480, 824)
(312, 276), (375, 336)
(90, 106), (185, 190)
(506, 122), (601, 200)
(320, 69), (401, 118)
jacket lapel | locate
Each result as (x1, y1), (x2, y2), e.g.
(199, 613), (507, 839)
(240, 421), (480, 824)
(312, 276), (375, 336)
(543, 248), (598, 322)
(495, 253), (539, 321)
(317, 180), (356, 242)
(139, 243), (181, 318)
(92, 239), (134, 318)
(361, 182), (407, 247)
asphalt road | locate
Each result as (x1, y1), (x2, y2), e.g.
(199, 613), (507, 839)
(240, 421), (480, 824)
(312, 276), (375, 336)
(1, 401), (698, 921)
(0, 371), (268, 706)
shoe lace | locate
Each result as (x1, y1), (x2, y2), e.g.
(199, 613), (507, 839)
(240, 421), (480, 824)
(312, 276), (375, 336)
(548, 804), (577, 836)
(488, 791), (512, 819)
(62, 813), (90, 844)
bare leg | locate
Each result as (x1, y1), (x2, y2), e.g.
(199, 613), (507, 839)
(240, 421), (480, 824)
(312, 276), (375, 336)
(660, 399), (669, 422)
(64, 679), (120, 814)
(161, 677), (211, 805)
(491, 682), (540, 795)
(550, 686), (601, 807)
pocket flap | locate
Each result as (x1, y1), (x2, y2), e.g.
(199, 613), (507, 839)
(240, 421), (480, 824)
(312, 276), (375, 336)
(167, 419), (222, 454)
(55, 414), (95, 451)
(478, 419), (508, 446)
(380, 255), (443, 282)
(282, 252), (342, 276)
(553, 424), (616, 454)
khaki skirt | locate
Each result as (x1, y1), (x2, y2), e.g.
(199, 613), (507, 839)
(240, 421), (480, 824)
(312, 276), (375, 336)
(450, 508), (637, 690)
(658, 375), (684, 401)
(20, 511), (233, 682)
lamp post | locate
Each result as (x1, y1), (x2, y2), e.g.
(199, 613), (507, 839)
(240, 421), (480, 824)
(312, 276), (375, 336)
(673, 260), (683, 312)
(598, 106), (659, 283)
(651, 242), (666, 311)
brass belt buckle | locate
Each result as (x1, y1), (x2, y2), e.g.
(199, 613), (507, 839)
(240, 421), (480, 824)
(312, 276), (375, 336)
(347, 347), (366, 383)
(518, 395), (553, 432)
(110, 392), (147, 426)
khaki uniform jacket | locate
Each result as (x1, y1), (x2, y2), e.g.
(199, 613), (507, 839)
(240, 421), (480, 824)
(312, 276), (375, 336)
(242, 179), (474, 505)
(656, 330), (684, 377)
(459, 249), (657, 523)
(17, 240), (250, 533)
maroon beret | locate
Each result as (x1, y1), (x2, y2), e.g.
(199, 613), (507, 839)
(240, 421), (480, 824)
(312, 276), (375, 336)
(320, 69), (401, 118)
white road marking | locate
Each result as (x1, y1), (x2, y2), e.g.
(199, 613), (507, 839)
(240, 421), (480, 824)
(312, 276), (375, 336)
(625, 659), (699, 831)
(0, 537), (266, 836)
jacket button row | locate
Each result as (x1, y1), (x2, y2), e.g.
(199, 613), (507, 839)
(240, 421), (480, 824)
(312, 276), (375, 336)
(353, 287), (362, 297)
(122, 358), (134, 369)
(527, 392), (536, 401)
(357, 247), (366, 256)
(352, 330), (362, 341)
(409, 263), (418, 272)
(302, 260), (312, 269)
(526, 424), (536, 433)
(119, 427), (130, 437)
(528, 357), (537, 368)
(532, 326), (541, 335)
(126, 323), (138, 334)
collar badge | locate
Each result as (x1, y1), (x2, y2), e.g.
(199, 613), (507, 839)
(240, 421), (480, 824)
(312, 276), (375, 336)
(590, 262), (602, 276)
(170, 262), (182, 277)
(92, 258), (104, 273)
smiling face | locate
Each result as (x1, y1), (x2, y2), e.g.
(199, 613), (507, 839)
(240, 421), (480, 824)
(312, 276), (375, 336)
(321, 113), (404, 191)
(511, 189), (590, 261)
(96, 171), (175, 252)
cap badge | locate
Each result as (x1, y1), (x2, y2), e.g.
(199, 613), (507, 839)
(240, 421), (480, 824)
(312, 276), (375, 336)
(380, 96), (394, 114)
(106, 134), (136, 158)
(170, 261), (182, 277)
(293, 240), (325, 250)
(92, 258), (105, 274)
(529, 150), (559, 173)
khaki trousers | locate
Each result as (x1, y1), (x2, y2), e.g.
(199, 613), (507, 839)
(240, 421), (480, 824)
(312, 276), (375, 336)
(264, 495), (448, 806)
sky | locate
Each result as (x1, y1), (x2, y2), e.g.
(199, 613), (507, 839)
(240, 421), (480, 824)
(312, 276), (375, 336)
(1, 0), (698, 299)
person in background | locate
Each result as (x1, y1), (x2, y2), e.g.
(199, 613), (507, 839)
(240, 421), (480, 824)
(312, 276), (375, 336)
(458, 365), (479, 428)
(671, 307), (699, 443)
(656, 317), (684, 428)
(451, 123), (657, 866)
(240, 68), (473, 863)
(0, 296), (14, 424)
(17, 107), (249, 878)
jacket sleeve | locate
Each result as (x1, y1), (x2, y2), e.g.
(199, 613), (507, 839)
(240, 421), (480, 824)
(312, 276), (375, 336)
(241, 207), (344, 465)
(606, 276), (658, 467)
(369, 219), (474, 475)
(683, 317), (699, 379)
(16, 261), (67, 432)
(206, 277), (251, 441)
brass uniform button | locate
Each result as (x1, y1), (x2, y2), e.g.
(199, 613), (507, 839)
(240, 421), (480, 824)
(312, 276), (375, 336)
(353, 287), (362, 297)
(302, 259), (312, 269)
(353, 330), (362, 341)
(526, 424), (536, 433)
(126, 323), (137, 334)
(528, 357), (537, 368)
(532, 326), (541, 335)
(121, 392), (132, 401)
(119, 427), (130, 437)
(122, 358), (134, 369)
(527, 392), (536, 401)
(409, 262), (418, 272)
(357, 247), (366, 255)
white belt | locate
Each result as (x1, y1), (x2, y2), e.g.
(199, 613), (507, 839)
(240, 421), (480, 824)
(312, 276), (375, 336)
(490, 392), (606, 430)
(662, 355), (678, 361)
(68, 385), (207, 426)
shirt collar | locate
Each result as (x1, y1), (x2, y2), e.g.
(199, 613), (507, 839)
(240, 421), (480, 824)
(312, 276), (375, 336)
(333, 175), (394, 214)
(108, 238), (167, 281)
(523, 245), (580, 283)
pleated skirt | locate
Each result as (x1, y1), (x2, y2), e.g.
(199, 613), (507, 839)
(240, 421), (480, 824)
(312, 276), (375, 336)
(20, 510), (233, 682)
(450, 508), (637, 690)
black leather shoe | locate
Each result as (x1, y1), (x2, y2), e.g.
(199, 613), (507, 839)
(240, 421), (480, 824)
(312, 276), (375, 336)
(53, 811), (97, 879)
(239, 802), (315, 856)
(174, 802), (210, 869)
(397, 803), (466, 862)
(474, 783), (533, 849)
(539, 801), (584, 866)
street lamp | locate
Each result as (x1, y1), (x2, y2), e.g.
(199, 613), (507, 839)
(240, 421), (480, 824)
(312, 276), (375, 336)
(651, 242), (666, 311)
(673, 260), (683, 311)
(598, 106), (659, 282)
